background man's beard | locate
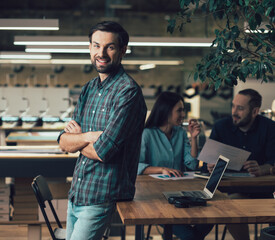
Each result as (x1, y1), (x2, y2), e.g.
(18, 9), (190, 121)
(232, 113), (252, 127)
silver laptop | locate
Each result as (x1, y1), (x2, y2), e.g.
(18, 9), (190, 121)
(163, 155), (230, 200)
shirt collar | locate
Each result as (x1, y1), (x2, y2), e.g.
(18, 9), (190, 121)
(95, 64), (124, 90)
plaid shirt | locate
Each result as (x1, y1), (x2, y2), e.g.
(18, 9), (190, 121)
(62, 65), (146, 205)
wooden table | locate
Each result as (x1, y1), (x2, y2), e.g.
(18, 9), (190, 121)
(0, 125), (65, 146)
(219, 175), (275, 193)
(116, 176), (275, 240)
(0, 146), (78, 177)
(5, 131), (60, 145)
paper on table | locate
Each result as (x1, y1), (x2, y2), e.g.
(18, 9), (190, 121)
(149, 172), (195, 180)
(198, 139), (251, 171)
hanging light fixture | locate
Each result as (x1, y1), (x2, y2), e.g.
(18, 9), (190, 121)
(0, 18), (59, 30)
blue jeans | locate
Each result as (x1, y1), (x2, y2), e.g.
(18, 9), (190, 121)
(66, 200), (116, 240)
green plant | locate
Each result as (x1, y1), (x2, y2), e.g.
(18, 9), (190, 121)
(168, 0), (275, 89)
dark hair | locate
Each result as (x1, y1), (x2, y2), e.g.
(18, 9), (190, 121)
(145, 91), (184, 128)
(88, 21), (129, 49)
(238, 88), (262, 109)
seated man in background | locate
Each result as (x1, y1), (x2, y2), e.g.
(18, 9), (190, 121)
(208, 88), (275, 240)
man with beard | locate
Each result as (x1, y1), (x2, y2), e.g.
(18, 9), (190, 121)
(58, 21), (147, 240)
(208, 88), (275, 240)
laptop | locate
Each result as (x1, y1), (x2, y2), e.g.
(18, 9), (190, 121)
(163, 155), (230, 200)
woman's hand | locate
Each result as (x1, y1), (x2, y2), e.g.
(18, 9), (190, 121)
(188, 119), (201, 138)
(161, 167), (183, 177)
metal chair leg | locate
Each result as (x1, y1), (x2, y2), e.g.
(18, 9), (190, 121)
(254, 224), (258, 240)
(221, 225), (227, 240)
(215, 224), (219, 240)
(146, 225), (152, 240)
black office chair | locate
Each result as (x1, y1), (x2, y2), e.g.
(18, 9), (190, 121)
(31, 175), (66, 240)
(260, 226), (275, 240)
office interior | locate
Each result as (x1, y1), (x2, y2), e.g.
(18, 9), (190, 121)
(0, 0), (275, 239)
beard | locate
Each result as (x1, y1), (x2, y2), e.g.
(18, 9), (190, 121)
(92, 58), (120, 74)
(232, 111), (253, 127)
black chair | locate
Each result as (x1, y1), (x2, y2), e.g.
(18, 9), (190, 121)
(260, 226), (275, 240)
(31, 175), (66, 240)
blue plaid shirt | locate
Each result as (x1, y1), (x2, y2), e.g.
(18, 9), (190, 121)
(60, 65), (146, 205)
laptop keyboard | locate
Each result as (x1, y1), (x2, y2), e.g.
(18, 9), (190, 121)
(181, 191), (207, 198)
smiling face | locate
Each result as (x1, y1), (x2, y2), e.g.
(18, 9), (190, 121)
(89, 30), (126, 80)
(231, 94), (259, 130)
(168, 100), (185, 127)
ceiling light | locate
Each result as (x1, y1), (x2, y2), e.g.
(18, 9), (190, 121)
(25, 45), (131, 54)
(139, 64), (156, 70)
(0, 59), (183, 65)
(14, 36), (88, 45)
(14, 36), (215, 47)
(108, 4), (132, 9)
(129, 37), (215, 47)
(0, 52), (51, 60)
(0, 18), (59, 30)
(244, 21), (271, 34)
(26, 45), (90, 53)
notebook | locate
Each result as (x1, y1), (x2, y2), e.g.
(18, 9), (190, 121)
(163, 155), (230, 200)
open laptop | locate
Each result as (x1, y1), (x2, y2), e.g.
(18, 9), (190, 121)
(163, 155), (230, 200)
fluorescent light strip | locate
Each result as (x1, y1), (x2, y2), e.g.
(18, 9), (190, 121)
(14, 36), (214, 47)
(25, 45), (131, 54)
(0, 18), (59, 30)
(0, 59), (183, 65)
(0, 52), (51, 60)
(14, 36), (88, 45)
(129, 42), (213, 47)
(26, 46), (90, 53)
(244, 29), (270, 34)
(139, 64), (156, 70)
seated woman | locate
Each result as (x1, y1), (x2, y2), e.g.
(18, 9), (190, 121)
(138, 91), (213, 240)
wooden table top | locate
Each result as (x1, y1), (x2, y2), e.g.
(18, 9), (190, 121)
(0, 146), (78, 177)
(0, 145), (78, 159)
(116, 175), (275, 225)
(220, 175), (275, 187)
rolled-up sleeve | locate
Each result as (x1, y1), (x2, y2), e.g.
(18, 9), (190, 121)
(137, 131), (150, 175)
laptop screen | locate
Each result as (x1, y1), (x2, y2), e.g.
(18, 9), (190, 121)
(204, 155), (229, 195)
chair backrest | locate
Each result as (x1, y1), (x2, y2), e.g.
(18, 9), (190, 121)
(31, 175), (64, 240)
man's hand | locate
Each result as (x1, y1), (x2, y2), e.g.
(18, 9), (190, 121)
(64, 120), (103, 143)
(188, 119), (201, 138)
(243, 160), (262, 176)
(207, 163), (215, 173)
(64, 120), (82, 133)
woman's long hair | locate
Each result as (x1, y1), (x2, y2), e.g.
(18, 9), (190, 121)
(145, 91), (184, 129)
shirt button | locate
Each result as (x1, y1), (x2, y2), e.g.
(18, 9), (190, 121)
(89, 128), (92, 131)
(243, 146), (246, 149)
(98, 93), (101, 96)
(92, 110), (95, 113)
(78, 178), (81, 181)
(82, 161), (85, 164)
(170, 148), (172, 151)
(102, 108), (105, 111)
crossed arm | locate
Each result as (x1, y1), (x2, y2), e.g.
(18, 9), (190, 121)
(59, 120), (103, 161)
